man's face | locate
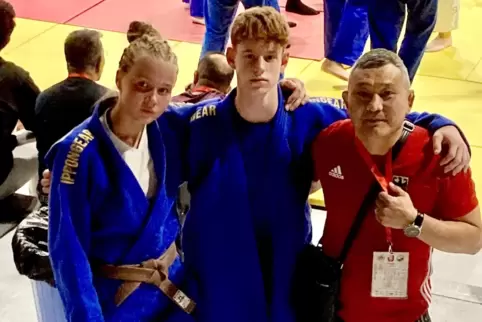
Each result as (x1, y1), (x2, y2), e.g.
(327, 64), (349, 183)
(227, 40), (288, 94)
(343, 64), (414, 140)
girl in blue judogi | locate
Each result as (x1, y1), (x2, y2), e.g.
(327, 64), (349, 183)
(46, 22), (196, 322)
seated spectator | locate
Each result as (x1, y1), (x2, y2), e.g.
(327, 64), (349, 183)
(35, 28), (108, 200)
(0, 0), (40, 216)
(172, 51), (234, 104)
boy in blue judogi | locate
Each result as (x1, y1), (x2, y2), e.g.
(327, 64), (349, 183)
(182, 7), (470, 322)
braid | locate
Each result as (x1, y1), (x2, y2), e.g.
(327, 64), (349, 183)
(119, 22), (177, 73)
(126, 21), (161, 43)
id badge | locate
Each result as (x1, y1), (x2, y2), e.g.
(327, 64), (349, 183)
(371, 251), (409, 298)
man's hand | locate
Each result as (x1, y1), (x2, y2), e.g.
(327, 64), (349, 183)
(432, 126), (470, 175)
(41, 170), (51, 195)
(279, 78), (309, 111)
(375, 183), (417, 230)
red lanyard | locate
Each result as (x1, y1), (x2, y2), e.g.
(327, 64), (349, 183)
(354, 138), (394, 251)
(190, 85), (218, 94)
(68, 73), (91, 79)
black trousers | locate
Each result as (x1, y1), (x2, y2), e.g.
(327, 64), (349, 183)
(417, 312), (432, 322)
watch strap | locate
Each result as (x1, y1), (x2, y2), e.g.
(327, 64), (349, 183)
(413, 211), (425, 228)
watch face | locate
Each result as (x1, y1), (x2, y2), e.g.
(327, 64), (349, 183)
(404, 225), (421, 238)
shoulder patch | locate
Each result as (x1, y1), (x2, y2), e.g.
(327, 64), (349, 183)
(60, 129), (95, 185)
(309, 96), (346, 109)
(190, 104), (217, 122)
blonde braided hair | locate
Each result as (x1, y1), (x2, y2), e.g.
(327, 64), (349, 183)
(119, 21), (178, 73)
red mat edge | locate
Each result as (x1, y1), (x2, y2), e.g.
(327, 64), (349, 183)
(64, 0), (107, 24)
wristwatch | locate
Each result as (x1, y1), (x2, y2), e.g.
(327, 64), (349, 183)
(403, 211), (425, 238)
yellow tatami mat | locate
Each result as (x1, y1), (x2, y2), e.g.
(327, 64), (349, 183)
(468, 61), (482, 83)
(2, 19), (56, 55)
(417, 0), (482, 81)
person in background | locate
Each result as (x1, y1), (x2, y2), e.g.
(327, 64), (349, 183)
(172, 51), (234, 221)
(35, 29), (109, 201)
(321, 0), (368, 81)
(172, 51), (233, 104)
(426, 0), (459, 52)
(0, 0), (40, 217)
(200, 0), (296, 59)
(30, 29), (108, 322)
(311, 48), (481, 322)
(181, 0), (205, 25)
(192, 0), (205, 24)
(367, 0), (437, 83)
(285, 0), (320, 16)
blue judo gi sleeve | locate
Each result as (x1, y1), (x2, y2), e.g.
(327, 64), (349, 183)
(200, 0), (280, 59)
(48, 143), (104, 322)
(324, 0), (369, 66)
(367, 0), (437, 82)
(406, 111), (471, 152)
(405, 112), (456, 133)
(314, 101), (465, 139)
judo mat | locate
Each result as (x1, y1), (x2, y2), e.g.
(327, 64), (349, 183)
(8, 0), (106, 23)
(9, 0), (324, 61)
(1, 1), (482, 319)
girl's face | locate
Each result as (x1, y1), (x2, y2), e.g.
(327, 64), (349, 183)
(116, 55), (177, 125)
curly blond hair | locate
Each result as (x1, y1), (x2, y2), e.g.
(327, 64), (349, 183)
(230, 7), (289, 48)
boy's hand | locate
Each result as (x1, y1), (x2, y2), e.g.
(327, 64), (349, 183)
(279, 78), (309, 111)
(432, 126), (470, 175)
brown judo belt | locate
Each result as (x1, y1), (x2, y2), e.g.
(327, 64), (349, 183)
(99, 243), (196, 314)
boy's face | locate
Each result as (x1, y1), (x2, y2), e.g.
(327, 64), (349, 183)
(227, 40), (288, 95)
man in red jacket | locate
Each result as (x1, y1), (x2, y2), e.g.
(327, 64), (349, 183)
(312, 48), (482, 322)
